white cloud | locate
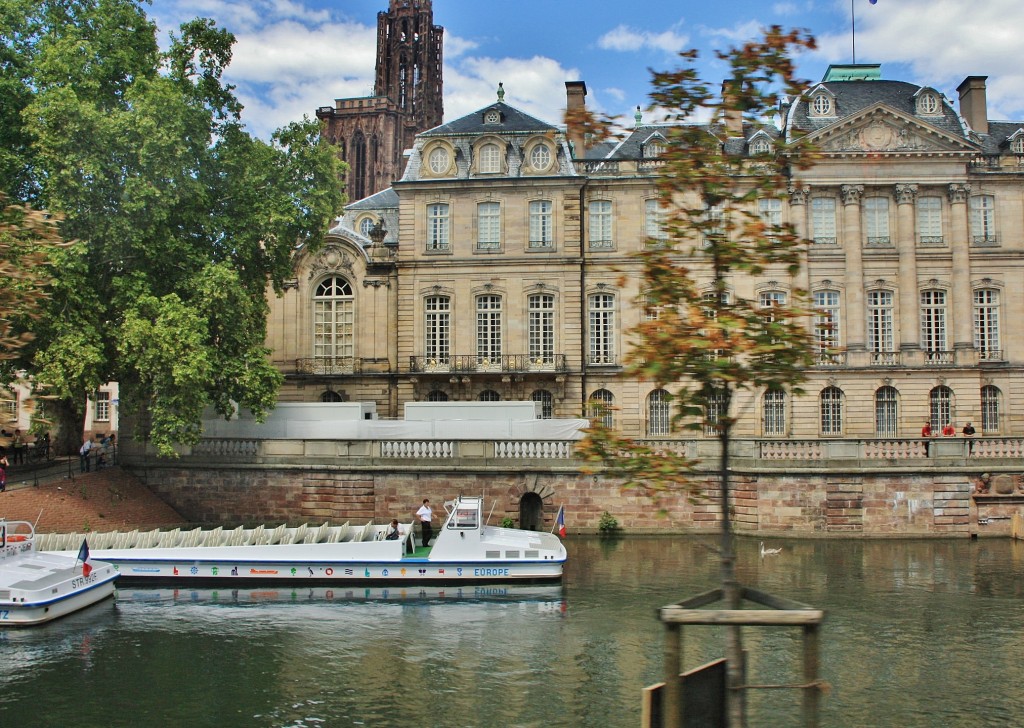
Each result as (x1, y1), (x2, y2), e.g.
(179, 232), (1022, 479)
(815, 0), (1024, 119)
(598, 24), (689, 54)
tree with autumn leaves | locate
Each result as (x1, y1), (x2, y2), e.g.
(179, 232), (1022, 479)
(577, 27), (819, 726)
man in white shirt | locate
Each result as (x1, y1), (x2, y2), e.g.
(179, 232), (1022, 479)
(415, 498), (434, 547)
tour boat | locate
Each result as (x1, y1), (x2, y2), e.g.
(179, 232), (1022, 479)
(0, 520), (118, 626)
(41, 496), (566, 586)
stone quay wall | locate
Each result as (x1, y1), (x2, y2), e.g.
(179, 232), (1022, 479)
(119, 436), (1024, 538)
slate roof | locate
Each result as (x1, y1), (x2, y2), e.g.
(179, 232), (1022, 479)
(788, 80), (966, 139)
(345, 187), (399, 211)
(419, 101), (557, 137)
(978, 121), (1024, 155)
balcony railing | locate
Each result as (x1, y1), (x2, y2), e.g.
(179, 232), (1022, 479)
(923, 350), (953, 365)
(870, 351), (900, 366)
(409, 354), (568, 374)
(296, 357), (360, 375)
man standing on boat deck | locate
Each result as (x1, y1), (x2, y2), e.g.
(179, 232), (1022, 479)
(416, 498), (434, 547)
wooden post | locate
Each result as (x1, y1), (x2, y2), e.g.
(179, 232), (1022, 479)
(664, 622), (682, 728)
(802, 623), (820, 727)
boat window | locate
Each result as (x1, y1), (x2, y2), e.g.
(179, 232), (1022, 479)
(451, 507), (479, 529)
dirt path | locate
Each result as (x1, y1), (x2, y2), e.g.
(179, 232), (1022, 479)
(0, 464), (186, 533)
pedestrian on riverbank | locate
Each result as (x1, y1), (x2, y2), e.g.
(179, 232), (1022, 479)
(415, 498), (434, 547)
(0, 448), (7, 492)
(12, 429), (25, 464)
(80, 436), (93, 473)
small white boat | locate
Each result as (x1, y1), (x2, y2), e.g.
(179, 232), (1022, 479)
(1, 520), (118, 627)
(43, 495), (567, 586)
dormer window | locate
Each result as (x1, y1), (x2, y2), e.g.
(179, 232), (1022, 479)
(524, 138), (556, 174)
(810, 92), (833, 117)
(485, 109), (501, 124)
(479, 143), (501, 173)
(750, 137), (772, 156)
(916, 91), (941, 116)
(358, 216), (376, 238)
(425, 144), (453, 176)
(1011, 135), (1024, 154)
(644, 140), (665, 158)
(530, 144), (551, 171)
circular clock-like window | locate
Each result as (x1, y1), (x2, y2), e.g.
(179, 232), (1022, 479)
(485, 110), (500, 124)
(428, 147), (450, 174)
(530, 144), (552, 171)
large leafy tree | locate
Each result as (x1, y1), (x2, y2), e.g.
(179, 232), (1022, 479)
(1, 1), (345, 455)
(578, 28), (818, 726)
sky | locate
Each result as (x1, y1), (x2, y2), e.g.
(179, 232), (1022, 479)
(149, 0), (1024, 140)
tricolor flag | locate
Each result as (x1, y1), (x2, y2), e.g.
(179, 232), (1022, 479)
(77, 538), (92, 577)
(556, 505), (567, 539)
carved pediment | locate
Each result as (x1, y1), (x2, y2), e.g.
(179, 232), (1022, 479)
(308, 244), (355, 280)
(807, 103), (978, 156)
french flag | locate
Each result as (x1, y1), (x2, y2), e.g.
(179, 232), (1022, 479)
(77, 539), (92, 577)
(556, 506), (567, 539)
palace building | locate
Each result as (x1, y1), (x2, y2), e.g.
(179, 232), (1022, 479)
(267, 61), (1024, 443)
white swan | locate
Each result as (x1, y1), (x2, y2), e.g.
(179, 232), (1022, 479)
(760, 541), (782, 557)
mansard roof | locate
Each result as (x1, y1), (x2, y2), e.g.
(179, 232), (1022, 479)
(420, 101), (557, 137)
(790, 80), (966, 139)
(978, 121), (1024, 154)
(602, 122), (781, 161)
(345, 187), (399, 211)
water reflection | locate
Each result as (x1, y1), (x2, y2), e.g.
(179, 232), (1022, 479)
(1, 537), (1022, 727)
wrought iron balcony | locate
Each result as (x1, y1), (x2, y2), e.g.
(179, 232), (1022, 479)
(409, 354), (568, 374)
(295, 357), (363, 375)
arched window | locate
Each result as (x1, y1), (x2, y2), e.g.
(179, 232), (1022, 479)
(588, 389), (615, 429)
(479, 390), (500, 402)
(762, 390), (786, 436)
(820, 386), (843, 436)
(749, 137), (772, 155)
(427, 390), (449, 402)
(531, 389), (553, 419)
(321, 390), (343, 403)
(875, 386), (898, 438)
(479, 143), (501, 173)
(358, 216), (375, 238)
(811, 93), (833, 116)
(313, 277), (354, 366)
(981, 385), (1001, 433)
(929, 385), (953, 430)
(351, 131), (367, 200)
(647, 389), (671, 436)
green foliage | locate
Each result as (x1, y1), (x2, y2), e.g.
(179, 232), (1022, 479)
(2, 1), (346, 455)
(500, 517), (515, 528)
(597, 511), (620, 534)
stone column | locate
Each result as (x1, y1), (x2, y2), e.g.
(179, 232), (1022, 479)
(948, 183), (974, 360)
(789, 185), (811, 318)
(841, 184), (866, 358)
(895, 183), (921, 362)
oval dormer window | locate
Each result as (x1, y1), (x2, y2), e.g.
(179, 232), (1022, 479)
(811, 93), (832, 116)
(917, 92), (940, 115)
(530, 144), (552, 171)
(359, 216), (375, 237)
(428, 146), (451, 175)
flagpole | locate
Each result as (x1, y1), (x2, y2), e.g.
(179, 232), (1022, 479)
(851, 0), (856, 64)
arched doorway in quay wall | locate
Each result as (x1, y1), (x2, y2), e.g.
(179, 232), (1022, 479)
(518, 492), (544, 531)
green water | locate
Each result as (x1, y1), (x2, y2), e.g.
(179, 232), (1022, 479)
(2, 536), (1022, 727)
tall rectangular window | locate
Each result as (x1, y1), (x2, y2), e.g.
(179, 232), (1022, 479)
(424, 296), (450, 362)
(813, 290), (841, 362)
(981, 385), (1000, 433)
(645, 198), (666, 246)
(875, 387), (898, 438)
(867, 290), (894, 356)
(973, 288), (1001, 359)
(703, 203), (724, 247)
(528, 294), (555, 365)
(477, 201), (501, 250)
(762, 390), (786, 436)
(916, 196), (943, 244)
(427, 203), (449, 251)
(94, 391), (111, 422)
(811, 197), (837, 244)
(704, 392), (725, 437)
(820, 387), (843, 436)
(528, 200), (553, 248)
(589, 200), (613, 249)
(920, 290), (947, 360)
(476, 295), (502, 363)
(970, 195), (996, 243)
(647, 389), (670, 436)
(758, 198), (781, 233)
(864, 197), (890, 245)
(588, 293), (615, 365)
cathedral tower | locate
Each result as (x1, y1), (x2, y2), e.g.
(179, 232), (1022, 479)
(316, 1), (444, 203)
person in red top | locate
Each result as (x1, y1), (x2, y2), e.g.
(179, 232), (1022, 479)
(942, 423), (955, 436)
(921, 422), (933, 457)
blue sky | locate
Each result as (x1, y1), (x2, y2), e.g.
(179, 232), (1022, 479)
(150, 0), (1024, 139)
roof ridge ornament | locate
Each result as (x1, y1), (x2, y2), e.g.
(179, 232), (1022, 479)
(497, 82), (504, 102)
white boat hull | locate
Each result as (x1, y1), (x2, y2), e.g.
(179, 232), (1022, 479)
(1, 574), (117, 626)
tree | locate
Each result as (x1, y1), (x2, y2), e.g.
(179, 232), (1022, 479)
(1, 2), (345, 455)
(577, 28), (818, 726)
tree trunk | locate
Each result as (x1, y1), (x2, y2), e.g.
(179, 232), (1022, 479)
(49, 397), (86, 457)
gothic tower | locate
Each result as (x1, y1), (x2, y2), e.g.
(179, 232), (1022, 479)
(316, 1), (444, 204)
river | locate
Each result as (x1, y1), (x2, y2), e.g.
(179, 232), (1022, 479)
(2, 536), (1023, 727)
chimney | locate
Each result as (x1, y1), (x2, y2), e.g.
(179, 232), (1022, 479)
(565, 81), (588, 159)
(721, 80), (744, 137)
(957, 76), (988, 135)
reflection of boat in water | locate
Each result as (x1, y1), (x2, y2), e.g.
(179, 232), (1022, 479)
(41, 495), (566, 586)
(116, 583), (566, 606)
(1, 520), (118, 626)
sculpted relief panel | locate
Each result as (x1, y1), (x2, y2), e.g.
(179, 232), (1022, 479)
(822, 120), (933, 153)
